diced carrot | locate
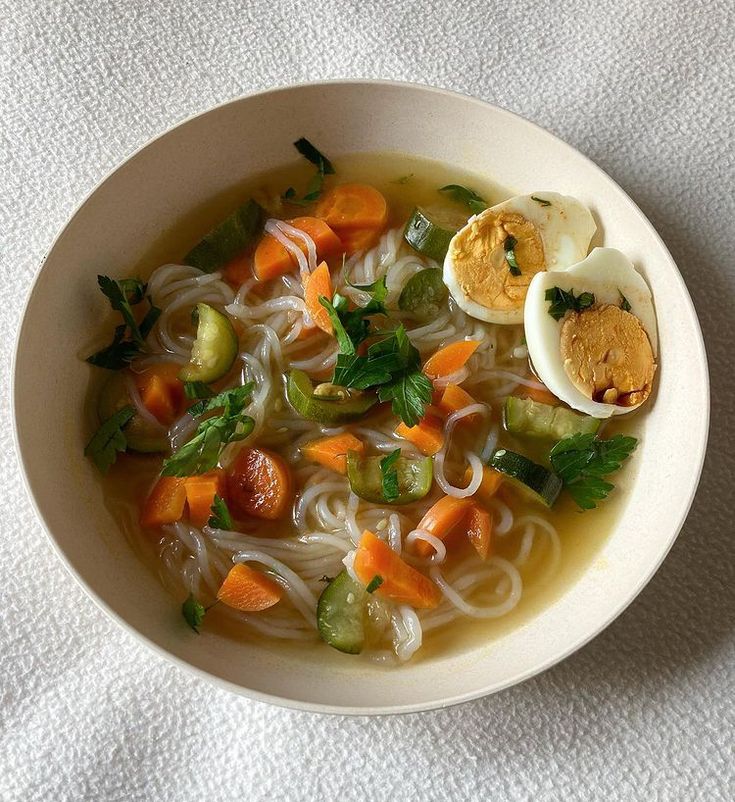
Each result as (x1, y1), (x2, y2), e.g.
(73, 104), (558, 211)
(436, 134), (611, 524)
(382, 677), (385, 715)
(226, 447), (294, 520)
(413, 495), (473, 557)
(462, 465), (504, 507)
(253, 217), (342, 281)
(438, 384), (479, 423)
(395, 414), (444, 456)
(517, 382), (559, 406)
(133, 363), (185, 425)
(184, 470), (226, 527)
(423, 340), (481, 380)
(222, 251), (251, 287)
(339, 227), (380, 255)
(217, 563), (282, 611)
(465, 502), (493, 560)
(354, 531), (442, 609)
(140, 477), (187, 528)
(314, 184), (388, 232)
(301, 433), (365, 475)
(303, 261), (334, 334)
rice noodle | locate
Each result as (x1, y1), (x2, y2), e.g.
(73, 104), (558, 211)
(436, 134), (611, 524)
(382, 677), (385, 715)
(434, 404), (489, 498)
(429, 558), (522, 618)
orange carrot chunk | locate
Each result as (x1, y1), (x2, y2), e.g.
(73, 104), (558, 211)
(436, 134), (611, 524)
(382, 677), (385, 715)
(395, 414), (444, 456)
(217, 563), (282, 611)
(140, 477), (187, 529)
(353, 531), (442, 609)
(301, 433), (365, 475)
(516, 382), (559, 406)
(413, 495), (474, 557)
(253, 217), (342, 281)
(423, 340), (481, 380)
(462, 466), (504, 507)
(338, 227), (380, 255)
(466, 502), (494, 560)
(303, 261), (334, 334)
(438, 384), (479, 423)
(226, 447), (294, 520)
(133, 363), (185, 425)
(184, 470), (226, 527)
(314, 184), (388, 232)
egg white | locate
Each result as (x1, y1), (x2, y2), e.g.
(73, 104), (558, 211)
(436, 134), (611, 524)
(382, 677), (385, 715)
(524, 247), (658, 418)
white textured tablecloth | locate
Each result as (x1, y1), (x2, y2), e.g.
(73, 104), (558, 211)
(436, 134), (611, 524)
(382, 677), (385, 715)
(2, 1), (733, 799)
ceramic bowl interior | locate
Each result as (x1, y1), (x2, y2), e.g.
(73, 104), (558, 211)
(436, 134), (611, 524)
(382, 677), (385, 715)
(14, 82), (709, 714)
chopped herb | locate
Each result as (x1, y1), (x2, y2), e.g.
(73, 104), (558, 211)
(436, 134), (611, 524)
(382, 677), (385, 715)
(531, 195), (551, 207)
(188, 383), (254, 418)
(504, 235), (522, 276)
(208, 495), (233, 529)
(365, 575), (384, 594)
(86, 325), (141, 369)
(544, 286), (596, 321)
(282, 138), (334, 205)
(84, 405), (136, 473)
(184, 381), (214, 400)
(293, 137), (335, 175)
(439, 184), (488, 215)
(619, 291), (632, 312)
(380, 449), (401, 502)
(392, 174), (414, 185)
(550, 433), (638, 510)
(377, 365), (433, 428)
(182, 593), (206, 633)
(318, 276), (388, 353)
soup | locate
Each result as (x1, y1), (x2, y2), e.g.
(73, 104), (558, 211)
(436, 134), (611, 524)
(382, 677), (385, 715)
(83, 143), (657, 664)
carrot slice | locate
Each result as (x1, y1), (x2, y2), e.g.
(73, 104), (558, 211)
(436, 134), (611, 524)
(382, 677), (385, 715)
(314, 184), (388, 232)
(413, 495), (474, 557)
(466, 502), (493, 560)
(303, 261), (334, 334)
(516, 383), (559, 406)
(133, 363), (185, 425)
(226, 447), (294, 520)
(222, 251), (252, 287)
(339, 227), (380, 255)
(217, 563), (282, 611)
(463, 465), (504, 507)
(140, 477), (187, 528)
(253, 217), (342, 281)
(395, 414), (444, 456)
(438, 384), (479, 423)
(353, 531), (441, 609)
(184, 470), (226, 527)
(423, 340), (481, 380)
(301, 433), (365, 475)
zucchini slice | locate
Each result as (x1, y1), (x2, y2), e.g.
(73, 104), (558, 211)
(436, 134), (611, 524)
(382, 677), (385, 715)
(286, 369), (377, 424)
(398, 267), (448, 320)
(504, 396), (600, 440)
(317, 570), (367, 654)
(346, 450), (433, 505)
(179, 303), (238, 383)
(489, 449), (562, 507)
(403, 206), (465, 261)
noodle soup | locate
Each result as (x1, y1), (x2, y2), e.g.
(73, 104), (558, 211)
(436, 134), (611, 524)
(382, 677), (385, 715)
(84, 145), (656, 664)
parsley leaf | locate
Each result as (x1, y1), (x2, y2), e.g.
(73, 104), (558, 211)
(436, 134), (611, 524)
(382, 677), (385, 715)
(619, 291), (632, 312)
(531, 195), (551, 207)
(378, 367), (433, 428)
(84, 405), (136, 473)
(380, 449), (401, 502)
(365, 575), (384, 593)
(293, 137), (335, 175)
(188, 383), (253, 418)
(439, 184), (488, 215)
(182, 593), (206, 633)
(550, 433), (638, 510)
(504, 235), (522, 276)
(282, 138), (335, 205)
(544, 286), (596, 321)
(208, 494), (233, 529)
(86, 324), (141, 369)
(184, 381), (214, 400)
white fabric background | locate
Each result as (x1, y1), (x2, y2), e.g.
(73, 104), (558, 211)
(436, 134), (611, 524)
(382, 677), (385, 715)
(1, 1), (733, 799)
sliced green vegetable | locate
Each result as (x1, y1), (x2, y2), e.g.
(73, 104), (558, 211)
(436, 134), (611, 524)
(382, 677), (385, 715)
(404, 207), (462, 261)
(179, 303), (238, 383)
(489, 449), (562, 507)
(317, 570), (367, 654)
(398, 268), (448, 320)
(504, 397), (600, 440)
(346, 450), (433, 505)
(286, 369), (377, 424)
(97, 372), (169, 453)
(183, 198), (265, 273)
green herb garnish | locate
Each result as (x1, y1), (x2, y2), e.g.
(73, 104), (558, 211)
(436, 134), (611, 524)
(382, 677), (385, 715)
(208, 494), (233, 529)
(550, 433), (638, 510)
(393, 174), (414, 185)
(182, 593), (206, 633)
(438, 184), (488, 215)
(504, 235), (522, 276)
(380, 449), (401, 502)
(619, 291), (632, 312)
(84, 405), (136, 473)
(365, 575), (384, 594)
(531, 195), (551, 207)
(282, 137), (335, 205)
(544, 287), (596, 321)
(184, 381), (214, 400)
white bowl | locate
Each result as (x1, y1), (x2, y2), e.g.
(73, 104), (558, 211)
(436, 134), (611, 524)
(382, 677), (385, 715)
(13, 81), (709, 714)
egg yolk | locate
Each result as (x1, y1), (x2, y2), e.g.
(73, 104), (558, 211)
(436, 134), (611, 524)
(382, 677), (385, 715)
(449, 211), (545, 312)
(560, 304), (656, 406)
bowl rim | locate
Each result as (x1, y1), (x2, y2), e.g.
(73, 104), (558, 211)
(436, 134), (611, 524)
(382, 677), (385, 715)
(12, 78), (710, 715)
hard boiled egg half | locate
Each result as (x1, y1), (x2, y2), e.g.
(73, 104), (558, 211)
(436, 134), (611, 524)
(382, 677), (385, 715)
(524, 248), (658, 418)
(443, 193), (596, 324)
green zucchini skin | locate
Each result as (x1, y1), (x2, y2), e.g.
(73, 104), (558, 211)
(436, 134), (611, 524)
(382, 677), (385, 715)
(317, 570), (367, 654)
(504, 396), (600, 440)
(346, 450), (433, 505)
(489, 448), (562, 507)
(286, 369), (377, 424)
(178, 303), (238, 383)
(403, 207), (459, 261)
(398, 268), (448, 320)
